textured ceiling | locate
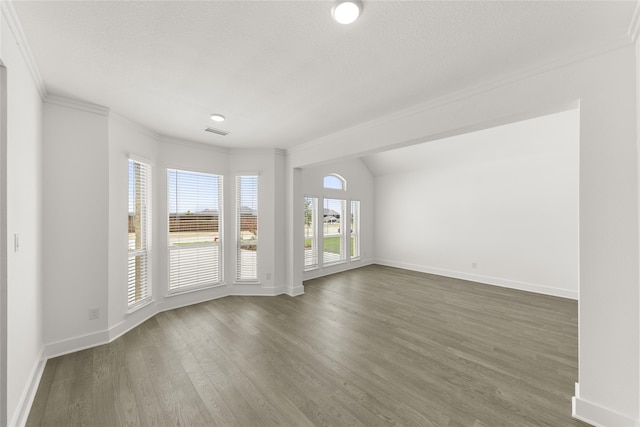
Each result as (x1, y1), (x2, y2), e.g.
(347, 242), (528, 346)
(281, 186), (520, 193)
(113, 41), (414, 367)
(11, 1), (637, 149)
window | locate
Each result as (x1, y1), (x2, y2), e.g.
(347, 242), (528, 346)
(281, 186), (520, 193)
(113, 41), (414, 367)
(305, 174), (361, 271)
(350, 200), (360, 259)
(237, 175), (258, 281)
(323, 198), (346, 264)
(128, 159), (151, 308)
(323, 174), (346, 190)
(168, 169), (223, 291)
(304, 196), (318, 270)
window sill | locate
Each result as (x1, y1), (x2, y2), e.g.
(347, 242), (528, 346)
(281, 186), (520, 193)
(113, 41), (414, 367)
(126, 298), (153, 315)
(167, 282), (226, 297)
(322, 260), (347, 267)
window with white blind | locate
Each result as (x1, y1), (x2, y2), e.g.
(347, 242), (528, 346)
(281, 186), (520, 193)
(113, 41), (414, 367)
(168, 169), (223, 291)
(323, 198), (346, 264)
(350, 200), (360, 259)
(236, 175), (258, 281)
(128, 159), (151, 308)
(304, 196), (318, 270)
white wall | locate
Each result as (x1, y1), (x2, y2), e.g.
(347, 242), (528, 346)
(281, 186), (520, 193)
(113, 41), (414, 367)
(226, 148), (284, 292)
(42, 100), (109, 351)
(301, 158), (375, 280)
(107, 118), (238, 345)
(154, 138), (233, 309)
(1, 12), (44, 427)
(371, 109), (579, 299)
(41, 107), (290, 357)
(637, 38), (640, 427)
(0, 57), (6, 427)
(107, 114), (159, 339)
(287, 45), (639, 426)
(273, 152), (287, 290)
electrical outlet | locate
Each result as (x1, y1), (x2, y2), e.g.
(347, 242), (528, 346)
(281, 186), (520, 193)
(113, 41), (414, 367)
(88, 308), (99, 320)
(266, 272), (272, 280)
(472, 262), (477, 269)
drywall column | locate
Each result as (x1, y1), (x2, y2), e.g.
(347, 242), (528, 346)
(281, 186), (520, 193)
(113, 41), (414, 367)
(573, 49), (639, 426)
(285, 161), (304, 296)
(0, 58), (7, 427)
(637, 36), (640, 426)
(273, 150), (288, 291)
(638, 36), (640, 426)
(2, 7), (45, 424)
(43, 98), (110, 355)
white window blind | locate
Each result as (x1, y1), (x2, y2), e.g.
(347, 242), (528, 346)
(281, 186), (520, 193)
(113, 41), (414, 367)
(351, 200), (360, 259)
(168, 169), (223, 291)
(236, 176), (258, 281)
(323, 198), (346, 264)
(304, 196), (318, 270)
(128, 159), (151, 308)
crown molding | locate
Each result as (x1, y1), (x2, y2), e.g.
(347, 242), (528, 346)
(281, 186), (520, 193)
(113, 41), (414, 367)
(44, 94), (109, 116)
(629, 0), (640, 42)
(289, 35), (634, 156)
(274, 148), (287, 157)
(1, 1), (47, 99)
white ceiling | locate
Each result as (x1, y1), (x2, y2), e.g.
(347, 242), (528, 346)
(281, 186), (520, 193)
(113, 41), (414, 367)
(11, 1), (637, 150)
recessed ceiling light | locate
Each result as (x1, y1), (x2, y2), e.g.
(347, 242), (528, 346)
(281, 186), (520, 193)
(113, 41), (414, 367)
(210, 114), (225, 122)
(332, 0), (362, 24)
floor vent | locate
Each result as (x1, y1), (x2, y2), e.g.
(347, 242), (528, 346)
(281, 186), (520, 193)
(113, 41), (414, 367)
(204, 126), (230, 136)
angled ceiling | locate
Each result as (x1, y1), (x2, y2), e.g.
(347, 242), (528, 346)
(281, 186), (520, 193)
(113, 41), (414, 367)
(11, 1), (637, 149)
(361, 109), (580, 177)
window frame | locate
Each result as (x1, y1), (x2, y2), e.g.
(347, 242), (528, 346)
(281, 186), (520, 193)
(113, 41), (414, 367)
(350, 200), (360, 260)
(323, 198), (347, 266)
(236, 175), (259, 282)
(304, 196), (319, 271)
(167, 168), (224, 294)
(127, 156), (152, 311)
(323, 173), (346, 191)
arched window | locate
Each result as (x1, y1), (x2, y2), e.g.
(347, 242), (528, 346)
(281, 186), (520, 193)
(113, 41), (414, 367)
(323, 174), (346, 190)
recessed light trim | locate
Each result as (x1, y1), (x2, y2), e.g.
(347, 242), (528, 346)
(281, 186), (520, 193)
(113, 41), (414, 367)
(210, 113), (225, 122)
(332, 0), (362, 24)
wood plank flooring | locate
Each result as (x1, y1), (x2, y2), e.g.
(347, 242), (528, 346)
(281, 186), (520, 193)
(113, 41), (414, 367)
(27, 265), (589, 426)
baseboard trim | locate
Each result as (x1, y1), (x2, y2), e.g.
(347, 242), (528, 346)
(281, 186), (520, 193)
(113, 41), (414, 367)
(572, 383), (639, 427)
(303, 259), (375, 281)
(10, 350), (45, 427)
(108, 304), (160, 345)
(375, 259), (579, 300)
(228, 284), (287, 296)
(43, 282), (301, 359)
(286, 284), (305, 297)
(44, 329), (110, 360)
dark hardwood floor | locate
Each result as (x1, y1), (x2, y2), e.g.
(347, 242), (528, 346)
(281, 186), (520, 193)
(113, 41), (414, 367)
(27, 265), (589, 426)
